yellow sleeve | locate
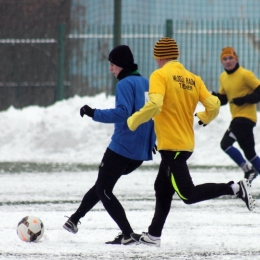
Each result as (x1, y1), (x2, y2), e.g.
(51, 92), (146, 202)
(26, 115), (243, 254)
(196, 95), (220, 124)
(127, 93), (163, 131)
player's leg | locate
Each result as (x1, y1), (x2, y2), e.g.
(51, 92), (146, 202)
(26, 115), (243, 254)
(232, 121), (259, 183)
(131, 160), (175, 247)
(96, 148), (142, 244)
(63, 150), (111, 234)
(148, 161), (175, 237)
(164, 151), (254, 211)
(220, 124), (254, 180)
(63, 185), (100, 234)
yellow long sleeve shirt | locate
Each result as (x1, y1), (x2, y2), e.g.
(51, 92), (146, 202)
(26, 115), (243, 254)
(127, 60), (220, 151)
(219, 66), (260, 123)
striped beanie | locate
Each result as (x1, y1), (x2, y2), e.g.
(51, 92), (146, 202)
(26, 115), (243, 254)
(153, 37), (179, 59)
(220, 47), (238, 61)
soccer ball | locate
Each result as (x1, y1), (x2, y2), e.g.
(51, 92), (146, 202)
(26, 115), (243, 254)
(16, 216), (44, 242)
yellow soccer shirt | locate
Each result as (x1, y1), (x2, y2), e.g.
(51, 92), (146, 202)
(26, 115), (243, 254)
(151, 61), (215, 151)
(128, 60), (220, 151)
(219, 66), (260, 122)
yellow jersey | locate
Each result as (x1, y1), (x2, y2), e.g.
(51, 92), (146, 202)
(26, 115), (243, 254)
(219, 66), (260, 122)
(128, 60), (220, 151)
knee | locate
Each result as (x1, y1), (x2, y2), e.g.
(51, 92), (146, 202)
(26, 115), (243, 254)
(220, 139), (228, 151)
(182, 199), (194, 205)
(243, 148), (256, 161)
(95, 183), (108, 200)
(154, 179), (173, 198)
(177, 189), (195, 204)
(95, 184), (102, 199)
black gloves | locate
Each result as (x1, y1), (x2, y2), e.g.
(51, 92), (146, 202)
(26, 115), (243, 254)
(195, 114), (207, 127)
(152, 144), (157, 154)
(231, 96), (247, 106)
(198, 120), (207, 127)
(80, 105), (95, 118)
(230, 86), (260, 106)
(211, 91), (228, 105)
(211, 91), (218, 96)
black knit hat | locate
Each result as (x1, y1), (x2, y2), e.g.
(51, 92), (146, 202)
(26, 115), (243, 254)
(108, 45), (134, 68)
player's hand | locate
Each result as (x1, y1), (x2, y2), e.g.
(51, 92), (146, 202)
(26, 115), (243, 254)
(198, 120), (207, 127)
(211, 91), (218, 96)
(195, 113), (207, 127)
(231, 96), (246, 106)
(80, 105), (95, 117)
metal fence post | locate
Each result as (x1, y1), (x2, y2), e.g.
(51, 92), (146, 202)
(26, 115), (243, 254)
(56, 24), (65, 101)
(165, 19), (173, 38)
(111, 0), (122, 95)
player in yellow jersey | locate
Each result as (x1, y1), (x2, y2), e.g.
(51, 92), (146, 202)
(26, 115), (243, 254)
(127, 37), (255, 247)
(212, 47), (260, 184)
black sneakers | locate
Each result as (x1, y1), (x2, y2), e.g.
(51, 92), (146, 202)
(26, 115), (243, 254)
(131, 232), (161, 247)
(237, 178), (255, 211)
(105, 233), (135, 245)
(244, 168), (258, 184)
(63, 217), (79, 234)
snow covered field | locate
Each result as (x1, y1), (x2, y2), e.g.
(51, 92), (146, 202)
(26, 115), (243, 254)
(1, 169), (260, 260)
(1, 94), (260, 259)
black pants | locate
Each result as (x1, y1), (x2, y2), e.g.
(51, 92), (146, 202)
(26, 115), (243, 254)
(220, 118), (256, 161)
(148, 150), (233, 237)
(72, 148), (142, 237)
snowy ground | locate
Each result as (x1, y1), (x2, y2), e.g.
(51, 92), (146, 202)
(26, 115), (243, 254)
(1, 168), (260, 260)
(1, 94), (260, 259)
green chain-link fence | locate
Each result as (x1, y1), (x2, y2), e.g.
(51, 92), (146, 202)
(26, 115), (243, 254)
(1, 0), (260, 110)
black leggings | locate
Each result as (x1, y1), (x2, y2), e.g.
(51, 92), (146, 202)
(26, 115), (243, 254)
(148, 150), (233, 237)
(220, 119), (256, 161)
(72, 148), (142, 237)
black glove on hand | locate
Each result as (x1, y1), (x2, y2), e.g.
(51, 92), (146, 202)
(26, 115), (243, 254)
(152, 144), (157, 154)
(211, 91), (218, 97)
(231, 96), (247, 106)
(195, 113), (207, 127)
(80, 105), (95, 118)
(198, 120), (207, 127)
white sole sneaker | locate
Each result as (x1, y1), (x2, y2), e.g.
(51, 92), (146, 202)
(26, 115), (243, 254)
(237, 178), (255, 211)
(63, 219), (78, 234)
(131, 232), (161, 247)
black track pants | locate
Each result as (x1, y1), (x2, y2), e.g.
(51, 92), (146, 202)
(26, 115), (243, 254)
(148, 150), (234, 237)
(72, 148), (142, 237)
(220, 119), (256, 161)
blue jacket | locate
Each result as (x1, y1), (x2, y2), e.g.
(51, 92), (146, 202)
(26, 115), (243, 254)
(93, 75), (155, 161)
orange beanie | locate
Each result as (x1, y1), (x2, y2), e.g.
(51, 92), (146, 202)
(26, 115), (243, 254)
(220, 47), (238, 61)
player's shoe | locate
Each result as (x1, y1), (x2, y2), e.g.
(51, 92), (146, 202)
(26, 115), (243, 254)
(244, 168), (258, 184)
(105, 232), (135, 245)
(236, 178), (255, 211)
(131, 232), (161, 247)
(63, 217), (79, 234)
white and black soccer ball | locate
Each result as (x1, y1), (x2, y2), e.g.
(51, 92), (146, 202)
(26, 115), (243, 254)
(16, 216), (44, 242)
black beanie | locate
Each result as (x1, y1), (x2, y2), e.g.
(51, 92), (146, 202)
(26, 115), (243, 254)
(108, 45), (134, 68)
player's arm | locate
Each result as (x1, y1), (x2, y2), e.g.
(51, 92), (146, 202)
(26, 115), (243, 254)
(127, 93), (163, 131)
(212, 76), (228, 105)
(196, 95), (220, 125)
(211, 91), (228, 105)
(231, 85), (260, 106)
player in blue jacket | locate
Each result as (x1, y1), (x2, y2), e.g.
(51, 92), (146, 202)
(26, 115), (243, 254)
(63, 45), (156, 245)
